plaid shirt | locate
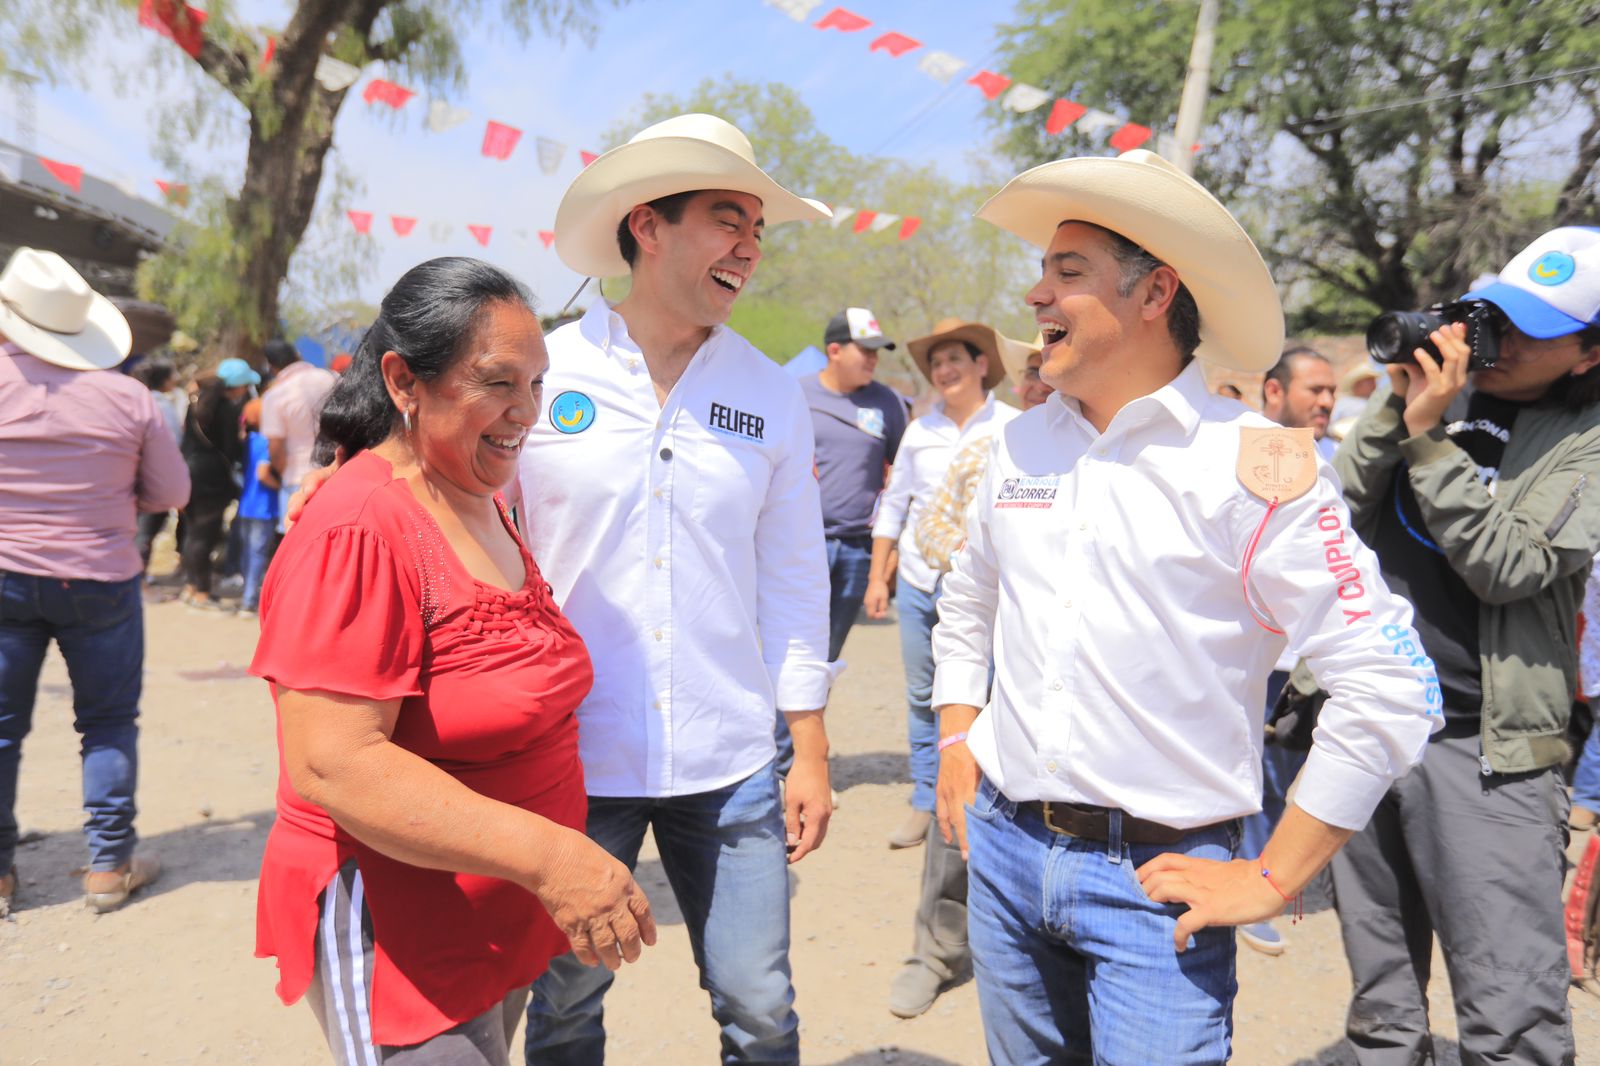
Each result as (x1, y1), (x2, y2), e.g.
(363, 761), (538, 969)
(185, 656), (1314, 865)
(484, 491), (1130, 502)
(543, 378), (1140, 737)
(914, 434), (994, 573)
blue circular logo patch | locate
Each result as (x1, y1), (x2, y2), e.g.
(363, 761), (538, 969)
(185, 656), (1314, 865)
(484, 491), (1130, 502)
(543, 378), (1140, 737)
(550, 391), (595, 434)
(1529, 251), (1576, 287)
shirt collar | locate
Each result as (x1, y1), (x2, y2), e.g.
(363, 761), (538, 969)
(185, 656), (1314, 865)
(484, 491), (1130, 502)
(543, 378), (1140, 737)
(578, 299), (728, 365)
(1051, 360), (1209, 442)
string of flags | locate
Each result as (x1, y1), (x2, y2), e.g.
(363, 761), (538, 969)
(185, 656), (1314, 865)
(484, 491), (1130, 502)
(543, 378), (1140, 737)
(764, 1), (1179, 156)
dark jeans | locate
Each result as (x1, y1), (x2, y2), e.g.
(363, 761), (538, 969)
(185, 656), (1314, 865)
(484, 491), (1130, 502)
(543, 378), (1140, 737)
(135, 511), (169, 572)
(237, 517), (278, 610)
(181, 492), (231, 593)
(0, 570), (144, 873)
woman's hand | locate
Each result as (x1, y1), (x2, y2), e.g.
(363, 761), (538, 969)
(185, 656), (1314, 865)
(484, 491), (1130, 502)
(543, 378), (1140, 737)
(286, 446), (347, 522)
(534, 829), (658, 971)
(1391, 322), (1470, 438)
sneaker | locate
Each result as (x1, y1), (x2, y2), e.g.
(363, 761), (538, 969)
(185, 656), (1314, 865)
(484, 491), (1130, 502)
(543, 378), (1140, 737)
(0, 865), (16, 918)
(1238, 920), (1285, 956)
(83, 855), (161, 914)
(215, 574), (245, 596)
(235, 605), (259, 619)
(888, 809), (932, 850)
(888, 959), (946, 1018)
(1571, 806), (1599, 831)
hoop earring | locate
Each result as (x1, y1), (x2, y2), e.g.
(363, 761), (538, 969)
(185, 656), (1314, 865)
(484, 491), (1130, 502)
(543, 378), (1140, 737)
(403, 407), (413, 434)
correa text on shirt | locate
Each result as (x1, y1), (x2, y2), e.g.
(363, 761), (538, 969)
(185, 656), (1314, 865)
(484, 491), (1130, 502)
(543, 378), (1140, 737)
(1317, 505), (1371, 624)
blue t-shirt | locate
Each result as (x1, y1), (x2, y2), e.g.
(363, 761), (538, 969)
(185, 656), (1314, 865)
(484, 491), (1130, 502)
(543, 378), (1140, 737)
(800, 373), (909, 538)
(237, 431), (281, 521)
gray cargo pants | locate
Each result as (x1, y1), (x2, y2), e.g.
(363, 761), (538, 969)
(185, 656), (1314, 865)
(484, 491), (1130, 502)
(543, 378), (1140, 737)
(1329, 721), (1574, 1066)
(910, 816), (969, 980)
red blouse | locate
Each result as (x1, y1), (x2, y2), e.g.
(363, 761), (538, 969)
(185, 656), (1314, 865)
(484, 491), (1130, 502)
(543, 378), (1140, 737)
(249, 451), (591, 1046)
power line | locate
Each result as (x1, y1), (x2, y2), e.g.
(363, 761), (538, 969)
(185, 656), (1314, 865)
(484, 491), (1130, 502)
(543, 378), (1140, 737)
(1303, 63), (1600, 132)
(869, 49), (999, 158)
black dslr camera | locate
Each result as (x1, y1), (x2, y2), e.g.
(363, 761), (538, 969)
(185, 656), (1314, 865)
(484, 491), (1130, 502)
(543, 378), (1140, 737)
(1365, 299), (1505, 371)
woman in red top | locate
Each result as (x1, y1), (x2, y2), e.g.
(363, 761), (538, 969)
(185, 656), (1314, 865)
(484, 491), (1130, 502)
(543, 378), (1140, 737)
(250, 257), (655, 1064)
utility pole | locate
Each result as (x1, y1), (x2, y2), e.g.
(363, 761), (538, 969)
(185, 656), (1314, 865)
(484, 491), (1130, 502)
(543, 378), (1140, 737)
(1172, 0), (1219, 175)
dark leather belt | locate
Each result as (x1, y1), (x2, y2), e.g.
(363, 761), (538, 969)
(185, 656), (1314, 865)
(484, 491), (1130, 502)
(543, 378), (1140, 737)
(1015, 801), (1196, 846)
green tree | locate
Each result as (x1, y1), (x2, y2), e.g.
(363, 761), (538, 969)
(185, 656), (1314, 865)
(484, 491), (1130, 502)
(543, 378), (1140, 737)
(3, 0), (609, 361)
(993, 0), (1600, 327)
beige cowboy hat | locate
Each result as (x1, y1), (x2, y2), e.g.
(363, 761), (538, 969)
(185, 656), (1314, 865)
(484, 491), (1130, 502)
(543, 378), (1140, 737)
(998, 331), (1044, 386)
(0, 248), (131, 371)
(975, 149), (1284, 372)
(554, 113), (832, 279)
(905, 318), (1010, 391)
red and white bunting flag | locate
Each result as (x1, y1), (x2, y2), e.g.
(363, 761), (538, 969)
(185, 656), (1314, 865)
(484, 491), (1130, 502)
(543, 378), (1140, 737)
(966, 70), (1011, 101)
(917, 51), (967, 83)
(467, 225), (493, 247)
(851, 210), (877, 234)
(482, 121), (522, 160)
(897, 217), (921, 241)
(1077, 109), (1122, 137)
(1045, 99), (1088, 135)
(363, 79), (415, 110)
(1002, 84), (1050, 113)
(828, 206), (855, 229)
(258, 33), (276, 73)
(868, 32), (920, 56)
(139, 0), (207, 60)
(538, 230), (556, 248)
(154, 179), (189, 206)
(814, 7), (870, 32)
(535, 137), (565, 174)
(347, 210), (373, 235)
(426, 100), (470, 133)
(512, 229), (530, 247)
(1108, 122), (1152, 152)
(579, 150), (599, 167)
(764, 0), (822, 21)
(867, 212), (900, 233)
(391, 215), (416, 236)
(314, 56), (362, 92)
(429, 221), (454, 241)
(38, 157), (83, 192)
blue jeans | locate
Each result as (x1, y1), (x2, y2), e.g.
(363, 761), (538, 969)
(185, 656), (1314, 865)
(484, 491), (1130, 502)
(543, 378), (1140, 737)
(1574, 716), (1600, 811)
(1241, 671), (1307, 859)
(525, 761), (797, 1064)
(774, 535), (872, 774)
(0, 571), (144, 874)
(236, 517), (277, 610)
(897, 579), (940, 813)
(965, 778), (1239, 1065)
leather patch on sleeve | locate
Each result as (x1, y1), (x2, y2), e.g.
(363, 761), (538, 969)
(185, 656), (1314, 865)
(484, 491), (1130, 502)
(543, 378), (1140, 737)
(1237, 427), (1318, 504)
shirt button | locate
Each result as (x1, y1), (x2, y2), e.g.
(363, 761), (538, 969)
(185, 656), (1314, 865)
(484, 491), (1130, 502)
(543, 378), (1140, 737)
(653, 629), (663, 641)
(653, 699), (662, 710)
(1063, 598), (1073, 609)
(1047, 760), (1059, 773)
(628, 359), (639, 371)
(653, 558), (663, 569)
(1079, 522), (1088, 532)
(653, 488), (664, 500)
(1051, 679), (1064, 691)
(660, 447), (673, 461)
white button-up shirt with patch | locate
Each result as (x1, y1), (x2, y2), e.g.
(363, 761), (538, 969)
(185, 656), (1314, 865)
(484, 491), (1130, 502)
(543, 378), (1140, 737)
(932, 361), (1443, 831)
(872, 393), (1020, 595)
(519, 302), (832, 797)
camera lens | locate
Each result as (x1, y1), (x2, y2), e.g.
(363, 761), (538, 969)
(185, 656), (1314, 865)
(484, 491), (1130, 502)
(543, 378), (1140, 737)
(1366, 310), (1445, 364)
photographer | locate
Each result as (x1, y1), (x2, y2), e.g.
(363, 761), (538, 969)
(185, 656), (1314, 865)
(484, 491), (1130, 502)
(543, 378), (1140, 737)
(1331, 227), (1600, 1065)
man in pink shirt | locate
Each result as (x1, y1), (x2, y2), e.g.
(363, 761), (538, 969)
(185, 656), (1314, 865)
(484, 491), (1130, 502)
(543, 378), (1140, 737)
(258, 338), (334, 530)
(0, 249), (190, 917)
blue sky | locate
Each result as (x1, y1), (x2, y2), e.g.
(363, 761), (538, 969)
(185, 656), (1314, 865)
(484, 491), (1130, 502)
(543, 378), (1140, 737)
(8, 0), (1049, 310)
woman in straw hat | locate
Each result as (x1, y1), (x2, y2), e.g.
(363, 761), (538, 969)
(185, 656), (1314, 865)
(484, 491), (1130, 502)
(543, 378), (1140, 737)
(929, 150), (1441, 1063)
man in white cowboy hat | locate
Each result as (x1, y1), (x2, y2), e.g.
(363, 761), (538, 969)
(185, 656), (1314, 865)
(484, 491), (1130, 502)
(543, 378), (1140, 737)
(928, 151), (1443, 1062)
(518, 114), (836, 1064)
(0, 248), (190, 918)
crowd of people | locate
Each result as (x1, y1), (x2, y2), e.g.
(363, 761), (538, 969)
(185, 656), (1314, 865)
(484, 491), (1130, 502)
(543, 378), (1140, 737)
(2, 108), (1599, 1066)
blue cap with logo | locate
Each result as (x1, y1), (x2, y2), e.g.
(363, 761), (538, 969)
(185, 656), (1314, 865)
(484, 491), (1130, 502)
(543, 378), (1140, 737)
(1463, 226), (1600, 339)
(216, 357), (262, 388)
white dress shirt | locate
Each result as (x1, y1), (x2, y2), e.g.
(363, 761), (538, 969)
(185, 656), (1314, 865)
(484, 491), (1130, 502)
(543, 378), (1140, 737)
(932, 362), (1442, 831)
(872, 393), (1020, 594)
(519, 302), (832, 797)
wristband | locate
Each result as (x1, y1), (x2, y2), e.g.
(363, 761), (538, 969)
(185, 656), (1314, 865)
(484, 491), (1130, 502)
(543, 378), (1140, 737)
(1259, 864), (1304, 923)
(937, 732), (968, 752)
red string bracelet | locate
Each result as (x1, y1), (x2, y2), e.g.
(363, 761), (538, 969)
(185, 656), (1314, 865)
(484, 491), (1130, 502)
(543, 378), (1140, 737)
(1260, 865), (1304, 923)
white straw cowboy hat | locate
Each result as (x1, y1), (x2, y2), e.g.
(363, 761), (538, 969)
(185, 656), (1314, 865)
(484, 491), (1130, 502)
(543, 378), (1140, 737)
(998, 331), (1044, 386)
(976, 149), (1284, 372)
(555, 113), (832, 279)
(0, 248), (131, 371)
(906, 318), (1010, 391)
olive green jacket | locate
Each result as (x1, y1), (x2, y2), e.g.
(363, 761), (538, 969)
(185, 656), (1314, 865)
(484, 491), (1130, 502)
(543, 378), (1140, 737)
(1326, 389), (1600, 773)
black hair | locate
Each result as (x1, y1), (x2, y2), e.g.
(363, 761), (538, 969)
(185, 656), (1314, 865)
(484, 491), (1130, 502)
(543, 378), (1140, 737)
(315, 257), (535, 465)
(1539, 323), (1600, 412)
(133, 360), (174, 391)
(615, 191), (697, 268)
(1262, 345), (1329, 403)
(1074, 222), (1203, 361)
(927, 339), (984, 363)
(263, 338), (298, 370)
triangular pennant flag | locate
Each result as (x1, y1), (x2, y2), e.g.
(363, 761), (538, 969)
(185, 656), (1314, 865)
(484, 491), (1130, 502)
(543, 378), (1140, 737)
(139, 0), (207, 59)
(814, 7), (870, 32)
(512, 228), (530, 247)
(482, 121), (522, 160)
(425, 99), (470, 133)
(868, 212), (901, 233)
(851, 210), (877, 234)
(467, 224), (492, 247)
(314, 55), (362, 92)
(967, 70), (1012, 101)
(258, 33), (276, 73)
(429, 221), (454, 241)
(154, 179), (189, 206)
(38, 157), (83, 193)
(535, 137), (565, 174)
(362, 79), (415, 110)
(1108, 122), (1153, 152)
(1045, 99), (1088, 135)
(538, 230), (556, 248)
(917, 51), (967, 83)
(390, 215), (416, 236)
(897, 217), (921, 241)
(347, 210), (373, 235)
(829, 206), (856, 229)
(763, 0), (822, 20)
(868, 32), (920, 57)
(579, 150), (599, 167)
(1077, 109), (1122, 136)
(1002, 84), (1050, 113)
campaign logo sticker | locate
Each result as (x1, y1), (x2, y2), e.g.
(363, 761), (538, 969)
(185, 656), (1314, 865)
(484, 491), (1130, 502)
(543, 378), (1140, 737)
(1529, 251), (1575, 287)
(550, 391), (595, 434)
(855, 406), (886, 440)
(995, 475), (1060, 509)
(707, 401), (766, 442)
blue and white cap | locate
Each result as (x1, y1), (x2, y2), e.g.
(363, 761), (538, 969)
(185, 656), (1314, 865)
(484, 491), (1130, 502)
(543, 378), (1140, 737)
(1463, 226), (1600, 339)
